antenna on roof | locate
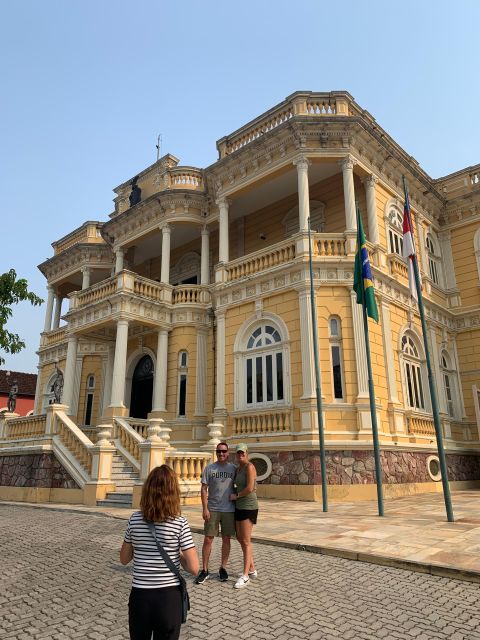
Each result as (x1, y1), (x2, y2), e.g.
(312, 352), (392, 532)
(156, 134), (162, 161)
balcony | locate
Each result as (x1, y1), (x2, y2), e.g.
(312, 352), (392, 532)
(52, 222), (105, 256)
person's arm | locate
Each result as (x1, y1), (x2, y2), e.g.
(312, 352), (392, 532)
(231, 464), (256, 501)
(120, 541), (133, 565)
(201, 483), (210, 520)
(180, 547), (200, 576)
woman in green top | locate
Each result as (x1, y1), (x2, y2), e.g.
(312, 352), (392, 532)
(230, 443), (258, 589)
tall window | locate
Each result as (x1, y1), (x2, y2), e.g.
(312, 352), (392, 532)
(177, 351), (188, 417)
(329, 317), (345, 400)
(387, 207), (404, 256)
(84, 375), (95, 426)
(401, 334), (425, 410)
(441, 352), (456, 418)
(426, 233), (441, 285)
(244, 324), (285, 408)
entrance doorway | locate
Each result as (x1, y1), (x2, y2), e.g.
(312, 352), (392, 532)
(130, 355), (154, 419)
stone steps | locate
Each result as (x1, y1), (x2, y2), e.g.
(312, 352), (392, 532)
(97, 491), (133, 509)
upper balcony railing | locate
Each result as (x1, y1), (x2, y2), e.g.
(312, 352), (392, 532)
(52, 222), (105, 255)
(167, 168), (204, 191)
(217, 91), (351, 158)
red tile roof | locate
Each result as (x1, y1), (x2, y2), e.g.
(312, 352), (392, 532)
(0, 370), (37, 396)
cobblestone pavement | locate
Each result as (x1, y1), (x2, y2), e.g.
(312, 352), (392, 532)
(1, 505), (480, 640)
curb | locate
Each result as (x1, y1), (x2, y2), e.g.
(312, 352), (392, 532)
(3, 501), (480, 585)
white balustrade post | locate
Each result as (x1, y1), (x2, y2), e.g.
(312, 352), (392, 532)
(52, 295), (62, 330)
(363, 174), (380, 245)
(294, 156), (311, 232)
(62, 334), (78, 411)
(200, 225), (210, 285)
(195, 328), (208, 416)
(152, 329), (169, 412)
(217, 199), (230, 263)
(81, 267), (91, 290)
(115, 248), (124, 274)
(43, 286), (55, 332)
(109, 319), (129, 408)
(160, 223), (171, 284)
(340, 155), (357, 232)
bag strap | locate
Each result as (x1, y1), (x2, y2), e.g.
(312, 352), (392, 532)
(145, 520), (186, 587)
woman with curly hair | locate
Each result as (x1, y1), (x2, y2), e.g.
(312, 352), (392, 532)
(120, 465), (199, 640)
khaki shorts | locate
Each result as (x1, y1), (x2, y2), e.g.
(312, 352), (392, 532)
(204, 511), (236, 538)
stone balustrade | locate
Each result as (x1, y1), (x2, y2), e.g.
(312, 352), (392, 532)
(388, 255), (409, 280)
(165, 453), (211, 482)
(232, 409), (292, 435)
(172, 285), (211, 305)
(123, 418), (150, 439)
(42, 327), (66, 347)
(71, 275), (117, 309)
(53, 414), (93, 475)
(314, 233), (346, 257)
(407, 415), (436, 436)
(113, 417), (145, 465)
(167, 168), (204, 191)
(227, 239), (296, 282)
(3, 415), (47, 439)
(53, 222), (104, 255)
(133, 276), (170, 302)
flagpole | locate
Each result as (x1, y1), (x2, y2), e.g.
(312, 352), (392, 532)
(307, 217), (328, 512)
(402, 176), (454, 523)
(356, 206), (385, 517)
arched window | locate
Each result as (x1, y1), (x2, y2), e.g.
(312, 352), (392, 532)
(387, 207), (404, 256)
(329, 317), (345, 400)
(237, 322), (289, 409)
(43, 370), (63, 412)
(177, 351), (188, 417)
(84, 374), (95, 426)
(426, 233), (441, 286)
(401, 333), (426, 411)
(440, 351), (456, 418)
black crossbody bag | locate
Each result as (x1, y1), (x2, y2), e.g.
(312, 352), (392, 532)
(145, 520), (191, 624)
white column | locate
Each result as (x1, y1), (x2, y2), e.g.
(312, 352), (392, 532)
(215, 311), (226, 410)
(438, 231), (457, 289)
(429, 326), (447, 414)
(363, 174), (380, 244)
(101, 344), (115, 415)
(195, 328), (208, 416)
(298, 290), (316, 399)
(81, 267), (91, 290)
(115, 248), (124, 274)
(294, 156), (311, 232)
(110, 319), (129, 408)
(217, 199), (230, 263)
(417, 218), (428, 275)
(33, 364), (42, 414)
(152, 329), (169, 412)
(380, 300), (398, 403)
(451, 335), (466, 418)
(43, 286), (55, 332)
(62, 334), (78, 410)
(160, 224), (171, 284)
(340, 155), (357, 232)
(200, 225), (210, 285)
(350, 291), (369, 398)
(52, 295), (62, 330)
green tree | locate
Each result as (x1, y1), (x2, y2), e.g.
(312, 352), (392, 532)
(0, 269), (43, 366)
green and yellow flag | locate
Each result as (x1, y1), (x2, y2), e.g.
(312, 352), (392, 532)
(353, 208), (379, 322)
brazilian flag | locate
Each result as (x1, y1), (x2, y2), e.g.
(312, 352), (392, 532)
(353, 208), (379, 322)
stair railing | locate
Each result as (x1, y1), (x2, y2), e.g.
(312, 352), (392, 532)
(112, 416), (144, 470)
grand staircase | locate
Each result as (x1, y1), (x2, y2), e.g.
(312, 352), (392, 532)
(96, 453), (138, 508)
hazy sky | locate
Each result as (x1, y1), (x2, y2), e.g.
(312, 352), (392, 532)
(2, 0), (479, 373)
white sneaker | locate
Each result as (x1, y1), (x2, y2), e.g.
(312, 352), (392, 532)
(234, 575), (250, 589)
(238, 569), (258, 578)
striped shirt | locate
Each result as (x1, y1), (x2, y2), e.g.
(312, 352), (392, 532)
(124, 511), (195, 589)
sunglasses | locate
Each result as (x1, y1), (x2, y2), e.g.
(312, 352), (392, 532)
(236, 451), (246, 455)
(216, 449), (228, 454)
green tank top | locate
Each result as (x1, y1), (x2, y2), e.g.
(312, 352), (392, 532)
(235, 464), (258, 510)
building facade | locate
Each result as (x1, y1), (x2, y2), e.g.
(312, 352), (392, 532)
(1, 91), (480, 506)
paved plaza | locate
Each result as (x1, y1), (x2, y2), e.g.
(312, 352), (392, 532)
(1, 504), (480, 639)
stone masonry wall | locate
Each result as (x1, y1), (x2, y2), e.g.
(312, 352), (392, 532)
(260, 450), (480, 485)
(0, 454), (79, 489)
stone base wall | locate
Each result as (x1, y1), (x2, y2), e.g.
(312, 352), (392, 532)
(0, 454), (79, 489)
(259, 450), (480, 485)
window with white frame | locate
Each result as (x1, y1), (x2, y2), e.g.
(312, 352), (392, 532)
(401, 334), (426, 410)
(242, 324), (286, 408)
(329, 317), (345, 400)
(426, 233), (441, 286)
(440, 351), (456, 418)
(177, 351), (188, 417)
(387, 207), (404, 256)
(84, 374), (95, 426)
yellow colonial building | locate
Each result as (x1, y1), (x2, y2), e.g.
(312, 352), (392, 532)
(1, 91), (480, 507)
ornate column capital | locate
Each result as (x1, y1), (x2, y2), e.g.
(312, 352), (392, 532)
(293, 156), (311, 172)
(362, 173), (379, 188)
(201, 224), (210, 236)
(80, 266), (91, 274)
(216, 197), (232, 209)
(160, 222), (171, 234)
(339, 154), (356, 172)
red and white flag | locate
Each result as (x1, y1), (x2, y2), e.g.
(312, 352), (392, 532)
(402, 199), (419, 300)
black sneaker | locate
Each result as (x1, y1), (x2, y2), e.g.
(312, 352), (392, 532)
(218, 567), (228, 582)
(194, 570), (209, 585)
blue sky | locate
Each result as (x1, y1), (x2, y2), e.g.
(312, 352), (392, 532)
(2, 0), (479, 373)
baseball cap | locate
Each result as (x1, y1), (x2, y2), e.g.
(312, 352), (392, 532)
(235, 443), (248, 453)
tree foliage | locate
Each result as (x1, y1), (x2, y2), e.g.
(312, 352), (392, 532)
(0, 269), (43, 366)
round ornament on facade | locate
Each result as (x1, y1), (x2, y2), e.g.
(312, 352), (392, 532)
(426, 455), (442, 482)
(248, 453), (272, 482)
